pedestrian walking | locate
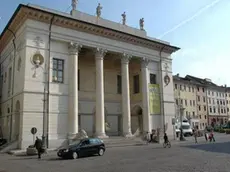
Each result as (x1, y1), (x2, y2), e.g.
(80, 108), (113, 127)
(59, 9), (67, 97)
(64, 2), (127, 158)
(193, 127), (198, 143)
(34, 136), (43, 159)
(146, 132), (150, 144)
(204, 127), (208, 141)
(209, 130), (216, 142)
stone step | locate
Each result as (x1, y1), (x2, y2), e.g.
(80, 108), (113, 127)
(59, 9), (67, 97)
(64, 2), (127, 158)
(102, 137), (146, 148)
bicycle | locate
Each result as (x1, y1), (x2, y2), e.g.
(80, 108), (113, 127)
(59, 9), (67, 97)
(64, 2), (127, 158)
(163, 141), (171, 148)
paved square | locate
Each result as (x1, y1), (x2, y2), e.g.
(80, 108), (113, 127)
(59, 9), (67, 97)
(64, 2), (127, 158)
(0, 134), (230, 172)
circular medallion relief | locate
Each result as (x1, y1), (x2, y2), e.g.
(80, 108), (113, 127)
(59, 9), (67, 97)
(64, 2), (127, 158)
(164, 75), (170, 86)
(31, 52), (44, 66)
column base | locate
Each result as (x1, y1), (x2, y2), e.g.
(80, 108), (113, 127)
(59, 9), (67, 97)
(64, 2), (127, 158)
(67, 133), (77, 144)
(94, 132), (109, 139)
(123, 132), (133, 138)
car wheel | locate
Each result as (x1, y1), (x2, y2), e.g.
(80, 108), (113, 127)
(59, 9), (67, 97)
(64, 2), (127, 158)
(98, 148), (104, 156)
(72, 152), (78, 159)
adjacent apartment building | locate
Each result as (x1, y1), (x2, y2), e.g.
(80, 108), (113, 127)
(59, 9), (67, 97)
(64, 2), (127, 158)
(173, 74), (199, 128)
(174, 75), (229, 128)
(186, 75), (209, 129)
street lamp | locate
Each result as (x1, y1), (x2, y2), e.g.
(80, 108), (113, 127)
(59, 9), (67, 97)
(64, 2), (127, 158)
(179, 105), (186, 141)
(32, 53), (47, 151)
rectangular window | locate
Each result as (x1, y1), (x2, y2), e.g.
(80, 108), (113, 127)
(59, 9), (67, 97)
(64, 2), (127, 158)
(175, 84), (177, 89)
(197, 96), (200, 102)
(185, 100), (187, 106)
(189, 87), (191, 92)
(213, 107), (216, 113)
(192, 87), (194, 92)
(198, 106), (201, 111)
(202, 88), (205, 92)
(190, 100), (192, 106)
(204, 106), (206, 111)
(52, 58), (64, 83)
(203, 97), (206, 103)
(209, 107), (212, 113)
(133, 75), (139, 94)
(184, 85), (186, 91)
(8, 67), (12, 95)
(193, 100), (195, 106)
(150, 74), (156, 84)
(176, 99), (178, 105)
(117, 75), (122, 94)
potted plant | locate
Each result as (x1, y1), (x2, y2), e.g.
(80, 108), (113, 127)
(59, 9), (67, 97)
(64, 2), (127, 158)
(225, 129), (230, 134)
(26, 145), (37, 156)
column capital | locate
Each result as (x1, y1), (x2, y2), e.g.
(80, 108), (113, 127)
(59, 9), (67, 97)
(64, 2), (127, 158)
(68, 42), (82, 54)
(95, 47), (107, 60)
(121, 53), (132, 64)
(141, 57), (150, 68)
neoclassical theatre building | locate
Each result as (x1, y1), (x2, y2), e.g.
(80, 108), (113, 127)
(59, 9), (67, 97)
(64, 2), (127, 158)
(0, 2), (179, 149)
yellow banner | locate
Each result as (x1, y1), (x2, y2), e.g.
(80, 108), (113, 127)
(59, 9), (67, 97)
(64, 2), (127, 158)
(149, 84), (161, 115)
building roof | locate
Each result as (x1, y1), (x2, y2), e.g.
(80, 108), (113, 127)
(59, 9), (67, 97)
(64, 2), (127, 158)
(173, 74), (199, 85)
(0, 4), (180, 53)
(173, 74), (227, 91)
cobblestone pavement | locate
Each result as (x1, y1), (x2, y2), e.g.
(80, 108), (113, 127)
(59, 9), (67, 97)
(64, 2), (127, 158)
(0, 134), (230, 172)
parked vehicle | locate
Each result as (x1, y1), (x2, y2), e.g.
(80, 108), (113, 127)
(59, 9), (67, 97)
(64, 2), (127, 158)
(57, 138), (105, 159)
(175, 119), (193, 137)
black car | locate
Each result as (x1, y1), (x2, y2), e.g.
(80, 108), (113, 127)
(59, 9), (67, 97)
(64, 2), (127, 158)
(57, 138), (105, 159)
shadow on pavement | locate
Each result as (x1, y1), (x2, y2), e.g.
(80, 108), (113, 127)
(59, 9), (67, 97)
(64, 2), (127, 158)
(182, 141), (230, 154)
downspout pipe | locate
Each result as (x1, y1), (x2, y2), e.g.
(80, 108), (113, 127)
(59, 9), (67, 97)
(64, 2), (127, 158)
(159, 46), (166, 134)
(46, 15), (54, 148)
(7, 28), (16, 142)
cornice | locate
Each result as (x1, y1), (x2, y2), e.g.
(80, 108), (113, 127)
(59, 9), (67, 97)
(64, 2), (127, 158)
(0, 4), (180, 54)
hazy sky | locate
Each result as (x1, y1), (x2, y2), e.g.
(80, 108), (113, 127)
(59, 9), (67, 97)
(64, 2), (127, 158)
(1, 0), (230, 85)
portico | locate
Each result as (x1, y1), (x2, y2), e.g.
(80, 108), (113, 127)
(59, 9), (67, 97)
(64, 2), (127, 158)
(67, 44), (153, 138)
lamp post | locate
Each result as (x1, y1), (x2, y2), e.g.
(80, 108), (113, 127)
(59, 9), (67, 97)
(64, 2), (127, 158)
(179, 105), (186, 141)
(32, 54), (47, 151)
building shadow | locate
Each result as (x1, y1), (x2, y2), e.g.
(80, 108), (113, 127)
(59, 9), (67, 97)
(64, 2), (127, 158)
(182, 141), (230, 154)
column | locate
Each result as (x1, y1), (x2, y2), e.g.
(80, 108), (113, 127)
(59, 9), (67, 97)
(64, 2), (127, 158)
(68, 42), (82, 139)
(121, 53), (132, 137)
(141, 58), (151, 133)
(94, 48), (108, 138)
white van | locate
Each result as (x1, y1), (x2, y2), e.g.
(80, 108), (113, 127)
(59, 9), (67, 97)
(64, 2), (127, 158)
(175, 119), (193, 136)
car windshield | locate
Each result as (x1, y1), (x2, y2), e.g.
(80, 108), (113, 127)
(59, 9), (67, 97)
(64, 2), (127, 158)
(69, 140), (81, 146)
(182, 125), (190, 129)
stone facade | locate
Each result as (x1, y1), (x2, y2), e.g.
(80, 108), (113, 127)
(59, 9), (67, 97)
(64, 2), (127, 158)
(173, 75), (199, 128)
(173, 75), (229, 129)
(0, 4), (179, 149)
